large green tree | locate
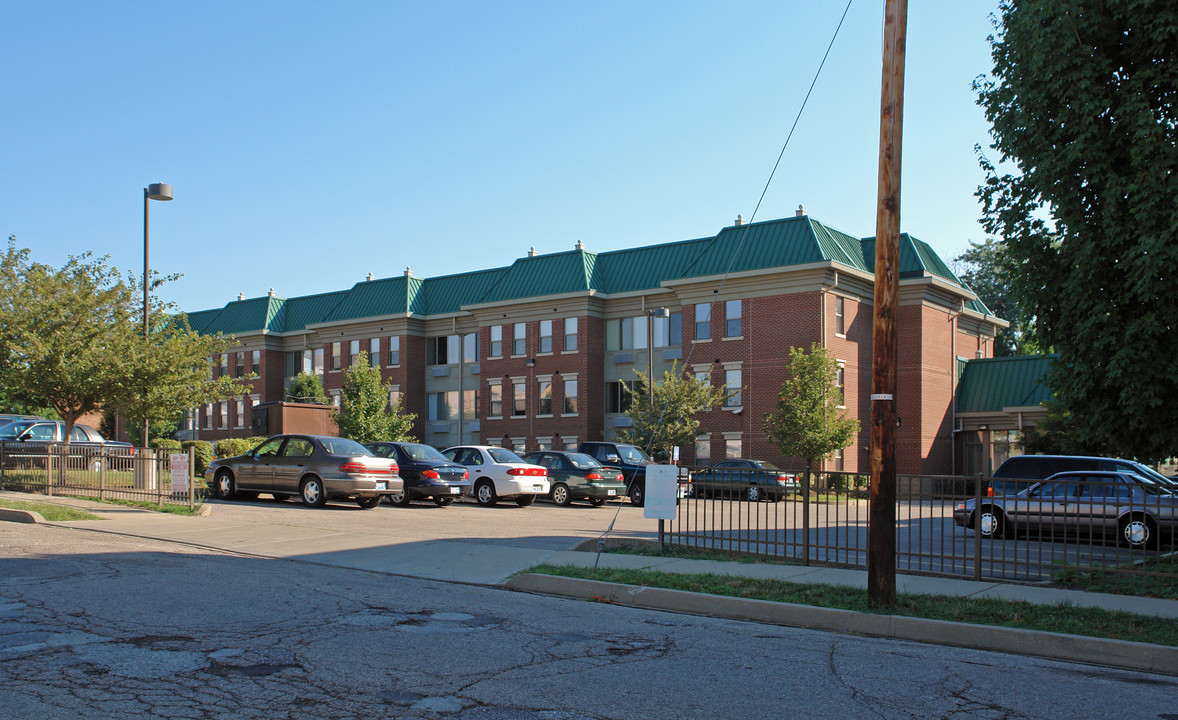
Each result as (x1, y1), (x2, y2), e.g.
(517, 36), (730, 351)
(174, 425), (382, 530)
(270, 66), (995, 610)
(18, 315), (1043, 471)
(618, 361), (732, 462)
(0, 238), (248, 447)
(974, 1), (1178, 460)
(286, 371), (330, 405)
(763, 344), (859, 472)
(953, 237), (1041, 356)
(333, 352), (416, 443)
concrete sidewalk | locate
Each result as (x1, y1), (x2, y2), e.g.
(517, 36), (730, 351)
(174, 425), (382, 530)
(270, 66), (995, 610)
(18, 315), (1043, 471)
(4, 491), (1177, 675)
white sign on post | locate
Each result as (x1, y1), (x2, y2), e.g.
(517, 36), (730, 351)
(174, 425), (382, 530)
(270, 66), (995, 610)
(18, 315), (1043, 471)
(643, 464), (679, 520)
(170, 453), (190, 494)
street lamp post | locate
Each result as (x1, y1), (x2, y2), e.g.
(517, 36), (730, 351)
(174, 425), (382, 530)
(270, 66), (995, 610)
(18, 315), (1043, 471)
(143, 183), (173, 447)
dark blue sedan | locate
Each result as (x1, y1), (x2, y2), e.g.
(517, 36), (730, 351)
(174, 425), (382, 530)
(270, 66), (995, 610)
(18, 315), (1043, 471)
(365, 441), (471, 506)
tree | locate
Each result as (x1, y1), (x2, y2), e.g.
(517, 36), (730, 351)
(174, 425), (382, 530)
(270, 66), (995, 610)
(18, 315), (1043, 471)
(763, 344), (859, 473)
(286, 371), (330, 405)
(0, 237), (249, 448)
(974, 1), (1178, 460)
(617, 361), (731, 461)
(953, 237), (1042, 356)
(333, 352), (416, 443)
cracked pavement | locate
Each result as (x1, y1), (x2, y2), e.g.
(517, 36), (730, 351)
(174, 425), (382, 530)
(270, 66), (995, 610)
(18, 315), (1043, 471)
(2, 522), (1176, 719)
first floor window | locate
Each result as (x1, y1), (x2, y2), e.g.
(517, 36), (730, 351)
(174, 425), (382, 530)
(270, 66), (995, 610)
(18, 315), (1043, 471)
(219, 403), (228, 429)
(235, 398), (245, 428)
(724, 434), (742, 459)
(204, 403), (213, 430)
(695, 435), (711, 463)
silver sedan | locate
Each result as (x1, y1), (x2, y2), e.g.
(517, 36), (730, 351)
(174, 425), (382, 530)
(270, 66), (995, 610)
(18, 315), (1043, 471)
(206, 434), (403, 509)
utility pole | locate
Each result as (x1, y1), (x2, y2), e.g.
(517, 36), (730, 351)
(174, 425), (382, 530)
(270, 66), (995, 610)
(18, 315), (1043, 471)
(868, 0), (907, 609)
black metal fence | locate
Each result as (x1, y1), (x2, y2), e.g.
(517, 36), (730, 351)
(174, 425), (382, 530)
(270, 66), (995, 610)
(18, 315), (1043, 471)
(671, 468), (1176, 594)
(0, 444), (199, 511)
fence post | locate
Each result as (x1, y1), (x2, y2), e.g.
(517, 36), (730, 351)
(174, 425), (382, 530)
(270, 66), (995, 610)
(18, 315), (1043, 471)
(802, 464), (811, 566)
(188, 446), (195, 511)
(156, 449), (163, 509)
(46, 446), (54, 497)
(973, 472), (984, 581)
(99, 450), (106, 500)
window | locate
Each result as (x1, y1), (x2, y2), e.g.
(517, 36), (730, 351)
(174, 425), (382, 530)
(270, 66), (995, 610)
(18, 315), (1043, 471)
(564, 317), (578, 352)
(563, 378), (578, 415)
(235, 351), (245, 377)
(388, 386), (401, 408)
(695, 304), (711, 340)
(428, 392), (457, 421)
(561, 435), (578, 450)
(836, 362), (846, 407)
(607, 381), (634, 413)
(331, 342), (341, 371)
(313, 348), (325, 375)
(668, 311), (682, 346)
(219, 403), (228, 429)
(724, 434), (742, 459)
(512, 379), (526, 416)
(219, 354), (229, 377)
(695, 435), (711, 463)
(388, 336), (400, 366)
(695, 368), (711, 386)
(536, 438), (552, 452)
(349, 340), (361, 367)
(488, 383), (502, 417)
(538, 380), (552, 415)
(653, 314), (669, 347)
(834, 446), (845, 472)
(835, 296), (846, 336)
(513, 323), (526, 356)
(251, 350), (261, 374)
(539, 320), (552, 353)
(463, 333), (479, 363)
(489, 325), (503, 357)
(329, 389), (341, 407)
(370, 338), (380, 366)
(725, 368), (742, 406)
(426, 336), (449, 365)
(235, 398), (245, 428)
(462, 389), (477, 421)
(725, 300), (742, 337)
(204, 403), (213, 430)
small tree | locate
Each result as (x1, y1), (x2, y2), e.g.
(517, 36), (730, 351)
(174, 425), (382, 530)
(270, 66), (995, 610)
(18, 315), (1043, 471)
(333, 352), (416, 443)
(763, 344), (860, 476)
(618, 361), (731, 461)
(287, 371), (330, 404)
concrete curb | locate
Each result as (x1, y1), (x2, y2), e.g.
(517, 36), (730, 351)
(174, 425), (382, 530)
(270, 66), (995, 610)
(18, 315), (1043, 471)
(0, 508), (44, 524)
(505, 573), (1178, 677)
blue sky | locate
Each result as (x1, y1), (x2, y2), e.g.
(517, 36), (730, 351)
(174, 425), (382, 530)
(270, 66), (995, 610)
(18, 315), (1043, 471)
(2, 1), (1001, 313)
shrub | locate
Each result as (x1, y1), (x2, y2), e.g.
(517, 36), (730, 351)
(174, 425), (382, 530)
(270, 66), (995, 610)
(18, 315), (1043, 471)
(216, 436), (266, 459)
(181, 440), (214, 476)
(152, 438), (183, 451)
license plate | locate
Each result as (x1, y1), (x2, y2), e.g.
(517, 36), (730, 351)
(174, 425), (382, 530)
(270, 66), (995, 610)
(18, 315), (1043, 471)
(449, 486), (461, 494)
(376, 482), (386, 490)
(607, 489), (616, 496)
(532, 485), (544, 492)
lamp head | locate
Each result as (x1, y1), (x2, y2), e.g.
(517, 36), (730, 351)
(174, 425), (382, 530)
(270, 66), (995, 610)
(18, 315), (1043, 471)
(147, 183), (173, 201)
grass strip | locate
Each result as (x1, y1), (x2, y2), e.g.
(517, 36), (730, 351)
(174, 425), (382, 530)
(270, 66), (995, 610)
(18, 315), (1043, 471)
(0, 499), (102, 522)
(75, 496), (203, 516)
(526, 563), (1178, 647)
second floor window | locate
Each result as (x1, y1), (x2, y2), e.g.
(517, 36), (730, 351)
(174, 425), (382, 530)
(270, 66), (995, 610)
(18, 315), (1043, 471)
(313, 348), (325, 375)
(331, 343), (341, 371)
(489, 325), (503, 358)
(564, 379), (578, 415)
(388, 336), (400, 366)
(835, 296), (846, 335)
(538, 380), (552, 415)
(725, 368), (742, 407)
(695, 304), (711, 340)
(370, 338), (380, 366)
(349, 340), (361, 367)
(426, 335), (459, 365)
(251, 350), (261, 374)
(513, 323), (526, 356)
(489, 383), (502, 417)
(726, 300), (742, 337)
(512, 380), (526, 416)
(235, 351), (245, 377)
(539, 320), (552, 353)
(606, 381), (634, 413)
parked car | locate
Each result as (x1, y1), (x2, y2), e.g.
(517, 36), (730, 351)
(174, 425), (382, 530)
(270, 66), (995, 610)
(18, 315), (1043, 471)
(0, 419), (134, 471)
(692, 459), (800, 501)
(206, 434), (402, 509)
(988, 455), (1178, 497)
(365, 441), (471, 507)
(440, 445), (549, 507)
(577, 441), (653, 506)
(0, 414), (43, 427)
(954, 470), (1176, 549)
(521, 451), (627, 507)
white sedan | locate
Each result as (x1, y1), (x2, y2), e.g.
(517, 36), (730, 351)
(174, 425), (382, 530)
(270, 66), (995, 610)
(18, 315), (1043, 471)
(441, 445), (549, 507)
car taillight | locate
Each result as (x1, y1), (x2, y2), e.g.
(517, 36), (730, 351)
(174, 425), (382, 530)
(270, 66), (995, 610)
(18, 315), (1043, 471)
(585, 472), (602, 481)
(776, 474), (789, 485)
(461, 470), (469, 479)
(986, 486), (994, 497)
(422, 469), (440, 479)
(339, 462), (396, 474)
(507, 467), (546, 476)
(339, 462), (367, 473)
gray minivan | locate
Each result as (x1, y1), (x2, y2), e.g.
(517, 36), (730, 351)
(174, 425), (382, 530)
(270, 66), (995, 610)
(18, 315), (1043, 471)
(989, 455), (1175, 496)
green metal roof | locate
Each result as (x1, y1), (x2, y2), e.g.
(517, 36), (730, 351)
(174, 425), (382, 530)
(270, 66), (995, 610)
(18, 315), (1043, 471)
(186, 214), (989, 334)
(956, 355), (1056, 413)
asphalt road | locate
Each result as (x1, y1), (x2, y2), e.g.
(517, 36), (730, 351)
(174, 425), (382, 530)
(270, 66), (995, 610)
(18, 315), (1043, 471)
(3, 520), (1177, 719)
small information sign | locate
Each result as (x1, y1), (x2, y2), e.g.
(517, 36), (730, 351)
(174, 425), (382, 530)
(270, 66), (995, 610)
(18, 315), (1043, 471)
(170, 453), (190, 494)
(643, 464), (679, 520)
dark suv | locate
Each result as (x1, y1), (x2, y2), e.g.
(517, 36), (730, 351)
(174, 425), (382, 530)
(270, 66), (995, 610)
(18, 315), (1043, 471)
(989, 455), (1175, 496)
(577, 441), (652, 506)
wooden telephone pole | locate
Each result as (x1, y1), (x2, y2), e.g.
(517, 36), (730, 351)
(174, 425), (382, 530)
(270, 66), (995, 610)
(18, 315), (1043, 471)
(868, 0), (908, 608)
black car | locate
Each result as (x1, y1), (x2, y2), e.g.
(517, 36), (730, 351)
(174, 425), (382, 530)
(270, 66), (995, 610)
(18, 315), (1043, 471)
(577, 441), (653, 506)
(692, 459), (800, 501)
(0, 419), (135, 471)
(366, 441), (471, 507)
(989, 455), (1177, 497)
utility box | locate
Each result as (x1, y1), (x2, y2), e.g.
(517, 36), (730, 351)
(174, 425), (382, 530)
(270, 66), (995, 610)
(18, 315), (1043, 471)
(250, 402), (337, 437)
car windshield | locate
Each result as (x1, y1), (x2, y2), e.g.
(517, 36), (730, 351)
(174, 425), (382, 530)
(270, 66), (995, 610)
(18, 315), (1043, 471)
(0, 420), (38, 438)
(1127, 463), (1177, 490)
(566, 453), (601, 470)
(749, 460), (781, 470)
(318, 437), (372, 456)
(404, 443), (447, 461)
(617, 445), (652, 464)
(488, 447), (526, 464)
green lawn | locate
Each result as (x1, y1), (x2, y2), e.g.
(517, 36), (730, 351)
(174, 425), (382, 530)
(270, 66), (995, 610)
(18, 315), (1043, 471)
(0, 498), (102, 522)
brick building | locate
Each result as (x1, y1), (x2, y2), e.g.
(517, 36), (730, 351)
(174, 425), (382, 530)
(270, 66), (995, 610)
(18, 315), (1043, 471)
(181, 213), (1005, 475)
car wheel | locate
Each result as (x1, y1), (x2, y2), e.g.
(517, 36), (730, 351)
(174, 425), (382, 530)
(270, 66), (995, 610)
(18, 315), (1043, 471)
(356, 496), (381, 509)
(551, 483), (572, 506)
(977, 506), (1005, 539)
(300, 477), (327, 508)
(474, 480), (497, 507)
(515, 494), (536, 507)
(589, 498), (606, 507)
(628, 483), (645, 507)
(434, 496), (455, 507)
(214, 470), (236, 501)
(1119, 514), (1157, 550)
(386, 490), (412, 507)
(747, 486), (762, 502)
